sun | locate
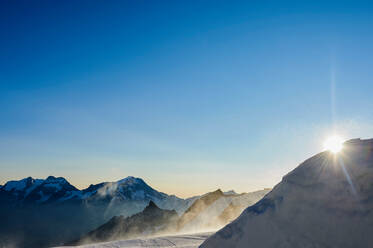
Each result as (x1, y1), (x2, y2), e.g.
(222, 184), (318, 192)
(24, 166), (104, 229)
(323, 135), (344, 154)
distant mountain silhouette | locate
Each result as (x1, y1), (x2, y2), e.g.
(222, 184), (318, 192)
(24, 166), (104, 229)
(71, 200), (179, 245)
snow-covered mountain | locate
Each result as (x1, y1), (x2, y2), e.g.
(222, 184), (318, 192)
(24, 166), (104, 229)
(80, 176), (193, 214)
(224, 190), (238, 195)
(178, 189), (270, 232)
(0, 175), (267, 248)
(67, 188), (268, 246)
(201, 138), (373, 248)
(71, 201), (179, 245)
(0, 176), (194, 214)
(0, 176), (80, 204)
(0, 176), (197, 248)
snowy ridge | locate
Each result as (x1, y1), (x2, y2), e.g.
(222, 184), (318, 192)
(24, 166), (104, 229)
(179, 189), (270, 232)
(0, 176), (196, 213)
(201, 138), (373, 248)
(0, 176), (80, 203)
(224, 190), (238, 195)
(3, 178), (28, 191)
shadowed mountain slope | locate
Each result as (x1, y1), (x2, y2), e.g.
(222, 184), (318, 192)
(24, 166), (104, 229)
(71, 201), (179, 245)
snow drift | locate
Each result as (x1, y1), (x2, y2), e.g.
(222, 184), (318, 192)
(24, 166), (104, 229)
(56, 232), (211, 248)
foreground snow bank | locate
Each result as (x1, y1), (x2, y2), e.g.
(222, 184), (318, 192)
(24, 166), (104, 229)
(54, 232), (211, 248)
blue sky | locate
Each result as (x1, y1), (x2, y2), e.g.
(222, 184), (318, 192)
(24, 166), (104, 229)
(1, 0), (373, 197)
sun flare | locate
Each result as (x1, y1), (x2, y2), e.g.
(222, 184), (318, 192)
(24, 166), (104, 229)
(323, 135), (344, 154)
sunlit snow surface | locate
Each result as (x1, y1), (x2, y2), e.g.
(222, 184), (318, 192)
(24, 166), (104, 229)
(201, 139), (373, 248)
(55, 233), (212, 248)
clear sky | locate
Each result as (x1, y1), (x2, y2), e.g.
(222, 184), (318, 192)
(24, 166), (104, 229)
(1, 0), (373, 197)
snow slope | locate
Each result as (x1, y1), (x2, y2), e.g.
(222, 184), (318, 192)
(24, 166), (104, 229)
(178, 189), (270, 232)
(200, 138), (373, 248)
(55, 232), (212, 248)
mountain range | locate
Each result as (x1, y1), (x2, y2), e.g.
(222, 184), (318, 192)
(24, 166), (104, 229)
(0, 176), (193, 213)
(56, 138), (373, 248)
(70, 188), (270, 246)
(0, 176), (195, 248)
(0, 175), (268, 248)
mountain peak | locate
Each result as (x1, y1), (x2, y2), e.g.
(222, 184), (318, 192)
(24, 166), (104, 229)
(116, 176), (140, 185)
(45, 176), (68, 184)
(145, 200), (158, 210)
(212, 189), (224, 196)
(2, 177), (30, 191)
(224, 190), (237, 195)
(72, 199), (179, 245)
